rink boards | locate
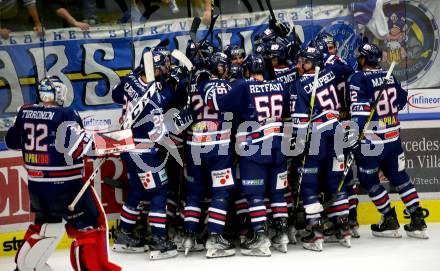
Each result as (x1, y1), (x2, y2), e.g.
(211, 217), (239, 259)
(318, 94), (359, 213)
(1, 121), (440, 256)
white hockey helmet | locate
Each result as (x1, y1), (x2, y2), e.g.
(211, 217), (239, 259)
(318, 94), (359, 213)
(37, 76), (67, 106)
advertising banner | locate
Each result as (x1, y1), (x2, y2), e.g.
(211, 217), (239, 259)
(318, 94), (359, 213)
(1, 0), (440, 134)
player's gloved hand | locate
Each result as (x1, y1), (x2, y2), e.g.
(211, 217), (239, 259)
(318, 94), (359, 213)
(269, 19), (290, 38)
(163, 107), (194, 135)
(173, 107), (194, 134)
(195, 68), (211, 85)
(167, 65), (188, 88)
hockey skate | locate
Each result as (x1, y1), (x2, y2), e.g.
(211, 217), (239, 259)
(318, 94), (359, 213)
(240, 231), (271, 257)
(112, 229), (148, 253)
(271, 218), (289, 253)
(205, 233), (236, 258)
(335, 216), (352, 248)
(301, 223), (324, 252)
(404, 207), (429, 239)
(287, 225), (297, 244)
(371, 207), (402, 238)
(182, 232), (204, 255)
(322, 219), (338, 244)
(349, 217), (360, 238)
(148, 235), (178, 260)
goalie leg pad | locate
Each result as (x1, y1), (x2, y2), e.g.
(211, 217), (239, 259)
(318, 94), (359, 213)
(67, 226), (121, 271)
(15, 222), (65, 271)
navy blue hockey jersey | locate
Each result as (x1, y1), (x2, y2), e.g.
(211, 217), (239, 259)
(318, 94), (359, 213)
(201, 78), (290, 162)
(112, 72), (174, 151)
(187, 77), (232, 148)
(274, 65), (297, 86)
(347, 69), (407, 144)
(292, 66), (347, 136)
(323, 55), (355, 120)
(274, 65), (298, 120)
(5, 104), (87, 182)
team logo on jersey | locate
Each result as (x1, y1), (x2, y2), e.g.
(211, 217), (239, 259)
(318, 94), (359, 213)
(319, 21), (358, 68)
(367, 1), (439, 86)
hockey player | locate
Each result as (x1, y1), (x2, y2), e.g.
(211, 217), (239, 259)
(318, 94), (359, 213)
(348, 42), (428, 239)
(227, 44), (246, 65)
(292, 47), (352, 252)
(183, 52), (236, 258)
(111, 51), (178, 259)
(225, 44), (245, 80)
(311, 35), (359, 238)
(262, 39), (298, 244)
(263, 40), (298, 85)
(5, 76), (121, 271)
(200, 54), (290, 256)
(163, 64), (189, 245)
(315, 31), (337, 56)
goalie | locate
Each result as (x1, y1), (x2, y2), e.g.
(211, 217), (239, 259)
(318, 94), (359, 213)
(5, 76), (121, 271)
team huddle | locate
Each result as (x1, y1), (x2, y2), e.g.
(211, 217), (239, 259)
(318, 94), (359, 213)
(6, 19), (429, 270)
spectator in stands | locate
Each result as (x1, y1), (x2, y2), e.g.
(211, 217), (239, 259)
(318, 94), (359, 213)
(82, 0), (98, 25)
(0, 28), (10, 39)
(48, 0), (90, 30)
(0, 0), (43, 34)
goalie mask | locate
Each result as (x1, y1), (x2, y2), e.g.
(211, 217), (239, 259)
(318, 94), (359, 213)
(37, 76), (67, 106)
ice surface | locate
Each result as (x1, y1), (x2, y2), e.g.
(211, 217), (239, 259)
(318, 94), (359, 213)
(2, 224), (439, 271)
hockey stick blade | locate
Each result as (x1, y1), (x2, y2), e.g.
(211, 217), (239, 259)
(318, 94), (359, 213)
(201, 14), (219, 43)
(156, 38), (170, 48)
(190, 17), (201, 43)
(144, 51), (155, 83)
(171, 49), (194, 71)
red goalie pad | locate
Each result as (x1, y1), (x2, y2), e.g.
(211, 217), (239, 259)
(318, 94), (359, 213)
(67, 226), (121, 271)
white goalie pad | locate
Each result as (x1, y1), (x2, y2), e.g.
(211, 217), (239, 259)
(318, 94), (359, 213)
(16, 222), (65, 271)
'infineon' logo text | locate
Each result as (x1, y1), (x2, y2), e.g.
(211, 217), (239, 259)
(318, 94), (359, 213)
(408, 93), (440, 109)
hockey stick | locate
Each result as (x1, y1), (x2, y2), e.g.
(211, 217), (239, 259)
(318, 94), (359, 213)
(335, 61), (396, 193)
(190, 17), (201, 45)
(293, 66), (321, 212)
(171, 49), (194, 72)
(170, 49), (194, 217)
(256, 0), (264, 11)
(68, 52), (156, 211)
(265, 0), (276, 23)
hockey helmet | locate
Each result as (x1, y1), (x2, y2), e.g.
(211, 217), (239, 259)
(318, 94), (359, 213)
(243, 54), (265, 74)
(299, 46), (323, 68)
(37, 76), (67, 106)
(357, 42), (382, 67)
(210, 52), (229, 76)
(263, 40), (288, 61)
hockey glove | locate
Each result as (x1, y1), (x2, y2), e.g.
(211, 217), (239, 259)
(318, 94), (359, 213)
(167, 65), (189, 89)
(164, 107), (195, 135)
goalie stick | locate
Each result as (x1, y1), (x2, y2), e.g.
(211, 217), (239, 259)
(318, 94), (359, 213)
(68, 52), (156, 211)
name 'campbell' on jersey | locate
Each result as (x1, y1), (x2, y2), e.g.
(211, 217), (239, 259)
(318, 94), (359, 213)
(293, 66), (347, 135)
(348, 69), (407, 144)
